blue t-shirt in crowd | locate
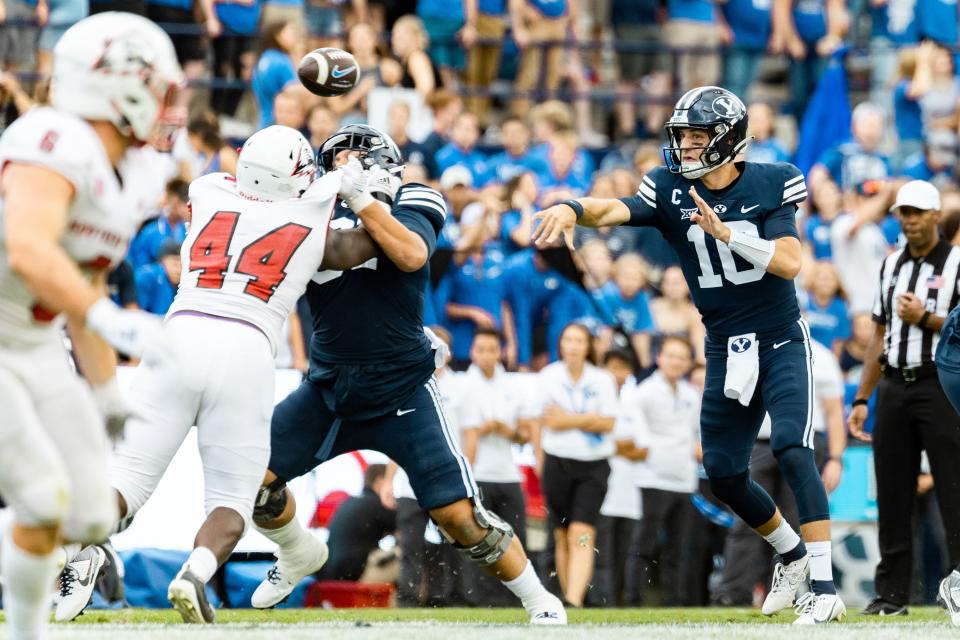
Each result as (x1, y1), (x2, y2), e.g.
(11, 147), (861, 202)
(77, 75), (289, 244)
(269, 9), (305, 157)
(418, 0), (465, 18)
(487, 150), (548, 185)
(502, 250), (573, 366)
(135, 263), (177, 315)
(146, 0), (191, 10)
(128, 216), (187, 271)
(436, 144), (491, 186)
(893, 80), (924, 143)
(816, 141), (892, 190)
(216, 0), (262, 35)
(252, 49), (297, 129)
(793, 0), (827, 43)
(805, 215), (834, 260)
(593, 281), (655, 334)
(499, 210), (529, 255)
(805, 295), (850, 349)
(612, 0), (657, 24)
(722, 0), (771, 50)
(747, 138), (790, 164)
(917, 0), (959, 45)
(871, 0), (919, 44)
(528, 0), (568, 18)
(667, 0), (715, 22)
(439, 244), (508, 360)
(880, 214), (902, 246)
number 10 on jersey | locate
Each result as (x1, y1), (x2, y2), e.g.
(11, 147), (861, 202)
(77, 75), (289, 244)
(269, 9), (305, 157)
(686, 220), (765, 288)
(189, 211), (311, 303)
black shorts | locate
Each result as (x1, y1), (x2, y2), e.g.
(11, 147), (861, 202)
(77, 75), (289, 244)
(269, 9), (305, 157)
(147, 4), (207, 64)
(541, 454), (610, 529)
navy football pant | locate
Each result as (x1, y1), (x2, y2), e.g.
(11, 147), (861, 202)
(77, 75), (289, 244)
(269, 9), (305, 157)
(701, 320), (830, 527)
(269, 376), (478, 511)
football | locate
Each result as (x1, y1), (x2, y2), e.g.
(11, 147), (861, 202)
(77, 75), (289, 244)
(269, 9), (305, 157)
(297, 47), (360, 97)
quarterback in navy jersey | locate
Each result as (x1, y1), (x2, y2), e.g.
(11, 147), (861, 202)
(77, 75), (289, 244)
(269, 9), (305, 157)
(534, 87), (844, 624)
(250, 126), (565, 624)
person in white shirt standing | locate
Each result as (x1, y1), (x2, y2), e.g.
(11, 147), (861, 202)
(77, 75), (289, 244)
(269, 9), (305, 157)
(535, 322), (619, 607)
(0, 13), (183, 640)
(616, 336), (699, 606)
(457, 327), (530, 606)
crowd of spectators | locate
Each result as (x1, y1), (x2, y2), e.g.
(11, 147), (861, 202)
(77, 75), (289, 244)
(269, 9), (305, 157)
(4, 0), (960, 610)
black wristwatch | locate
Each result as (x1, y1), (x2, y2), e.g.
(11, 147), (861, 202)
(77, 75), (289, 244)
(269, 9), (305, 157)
(851, 398), (868, 408)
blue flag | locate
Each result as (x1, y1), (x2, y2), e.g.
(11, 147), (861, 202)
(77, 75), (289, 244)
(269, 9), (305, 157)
(793, 49), (852, 176)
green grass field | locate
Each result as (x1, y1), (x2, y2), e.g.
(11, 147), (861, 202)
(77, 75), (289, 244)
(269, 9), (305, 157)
(1, 607), (955, 639)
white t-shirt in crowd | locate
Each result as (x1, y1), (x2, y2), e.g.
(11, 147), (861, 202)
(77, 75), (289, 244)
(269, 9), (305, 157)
(534, 361), (619, 461)
(758, 339), (844, 439)
(830, 212), (890, 314)
(617, 371), (699, 494)
(600, 456), (642, 520)
(457, 364), (524, 484)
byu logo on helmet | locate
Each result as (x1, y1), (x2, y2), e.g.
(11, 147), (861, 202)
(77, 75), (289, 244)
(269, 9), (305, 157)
(712, 96), (742, 119)
(731, 337), (752, 353)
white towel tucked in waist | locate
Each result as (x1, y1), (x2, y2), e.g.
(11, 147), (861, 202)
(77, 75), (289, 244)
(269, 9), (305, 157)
(724, 333), (759, 407)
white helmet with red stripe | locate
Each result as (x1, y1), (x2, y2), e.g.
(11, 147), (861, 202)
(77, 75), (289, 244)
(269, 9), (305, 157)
(52, 12), (184, 143)
(237, 125), (317, 201)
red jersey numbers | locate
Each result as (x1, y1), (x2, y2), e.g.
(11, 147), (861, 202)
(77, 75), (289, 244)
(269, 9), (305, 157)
(188, 211), (311, 303)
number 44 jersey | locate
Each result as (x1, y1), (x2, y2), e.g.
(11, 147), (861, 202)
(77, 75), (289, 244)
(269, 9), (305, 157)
(621, 162), (807, 338)
(170, 171), (338, 354)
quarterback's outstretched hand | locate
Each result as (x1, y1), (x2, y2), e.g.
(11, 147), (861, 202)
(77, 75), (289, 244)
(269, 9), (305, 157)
(688, 187), (731, 243)
(532, 204), (576, 247)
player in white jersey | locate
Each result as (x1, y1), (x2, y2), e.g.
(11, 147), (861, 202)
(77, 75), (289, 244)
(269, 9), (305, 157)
(56, 125), (386, 624)
(0, 13), (184, 640)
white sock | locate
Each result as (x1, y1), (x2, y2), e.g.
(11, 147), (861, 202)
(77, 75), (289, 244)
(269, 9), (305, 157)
(255, 518), (313, 558)
(807, 541), (834, 582)
(56, 543), (83, 571)
(184, 546), (219, 583)
(1, 529), (60, 640)
(762, 519), (803, 555)
(502, 560), (551, 606)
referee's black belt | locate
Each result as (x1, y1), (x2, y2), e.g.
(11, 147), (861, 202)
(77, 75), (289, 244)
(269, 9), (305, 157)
(882, 362), (939, 383)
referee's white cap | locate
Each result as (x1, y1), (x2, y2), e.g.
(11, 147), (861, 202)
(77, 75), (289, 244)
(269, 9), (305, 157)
(892, 180), (941, 212)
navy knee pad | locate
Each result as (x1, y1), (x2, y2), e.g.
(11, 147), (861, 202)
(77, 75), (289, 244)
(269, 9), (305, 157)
(707, 470), (777, 529)
(775, 445), (830, 524)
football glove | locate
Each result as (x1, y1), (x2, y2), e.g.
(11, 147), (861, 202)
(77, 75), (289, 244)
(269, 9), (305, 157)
(91, 376), (129, 441)
(337, 157), (398, 212)
(85, 298), (171, 364)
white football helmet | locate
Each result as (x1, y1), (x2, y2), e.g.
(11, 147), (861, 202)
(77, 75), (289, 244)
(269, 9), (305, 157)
(52, 12), (184, 143)
(237, 125), (317, 201)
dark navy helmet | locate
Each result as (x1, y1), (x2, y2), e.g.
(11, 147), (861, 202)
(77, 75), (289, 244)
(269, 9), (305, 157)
(662, 86), (750, 179)
(317, 124), (405, 179)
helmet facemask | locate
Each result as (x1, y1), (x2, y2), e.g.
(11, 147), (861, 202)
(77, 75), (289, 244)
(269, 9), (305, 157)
(663, 122), (751, 180)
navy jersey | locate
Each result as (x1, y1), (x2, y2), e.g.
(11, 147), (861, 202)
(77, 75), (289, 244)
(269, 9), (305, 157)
(304, 183), (446, 419)
(620, 162), (806, 338)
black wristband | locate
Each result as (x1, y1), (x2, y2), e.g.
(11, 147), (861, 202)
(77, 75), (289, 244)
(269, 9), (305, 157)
(920, 311), (931, 328)
(561, 199), (585, 220)
(852, 398), (868, 408)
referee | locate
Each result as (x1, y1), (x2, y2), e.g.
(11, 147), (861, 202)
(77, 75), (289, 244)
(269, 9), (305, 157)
(849, 180), (960, 616)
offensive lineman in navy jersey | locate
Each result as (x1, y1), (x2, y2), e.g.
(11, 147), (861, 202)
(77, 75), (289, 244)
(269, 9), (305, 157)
(250, 126), (565, 624)
(534, 87), (844, 624)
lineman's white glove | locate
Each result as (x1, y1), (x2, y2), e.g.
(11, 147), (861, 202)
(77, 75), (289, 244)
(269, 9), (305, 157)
(91, 376), (129, 441)
(85, 298), (170, 363)
(338, 157), (399, 212)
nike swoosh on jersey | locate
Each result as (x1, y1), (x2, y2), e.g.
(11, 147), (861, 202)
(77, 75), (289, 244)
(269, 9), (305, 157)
(741, 204), (760, 213)
(396, 408), (416, 416)
(331, 65), (356, 79)
(773, 340), (791, 349)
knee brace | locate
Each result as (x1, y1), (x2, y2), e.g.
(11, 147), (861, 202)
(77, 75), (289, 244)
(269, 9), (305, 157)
(440, 499), (515, 567)
(253, 478), (288, 525)
(707, 470), (777, 529)
(775, 445), (830, 524)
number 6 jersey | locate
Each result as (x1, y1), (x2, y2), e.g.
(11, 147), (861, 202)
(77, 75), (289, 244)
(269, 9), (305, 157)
(620, 161), (807, 337)
(169, 171), (338, 354)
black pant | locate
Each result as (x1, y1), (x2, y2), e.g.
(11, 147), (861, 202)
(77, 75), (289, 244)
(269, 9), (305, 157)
(636, 488), (694, 606)
(588, 515), (639, 607)
(874, 374), (960, 605)
(457, 481), (526, 607)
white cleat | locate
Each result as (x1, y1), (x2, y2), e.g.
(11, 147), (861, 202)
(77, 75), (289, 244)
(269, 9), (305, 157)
(55, 545), (106, 622)
(527, 594), (567, 625)
(938, 570), (960, 626)
(793, 592), (846, 624)
(762, 555), (810, 615)
(251, 534), (328, 609)
(168, 568), (215, 624)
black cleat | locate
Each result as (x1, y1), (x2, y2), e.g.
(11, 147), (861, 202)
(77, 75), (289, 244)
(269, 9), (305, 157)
(861, 597), (908, 616)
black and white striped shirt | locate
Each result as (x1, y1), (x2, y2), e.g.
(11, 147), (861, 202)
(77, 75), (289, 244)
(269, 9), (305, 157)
(872, 240), (960, 368)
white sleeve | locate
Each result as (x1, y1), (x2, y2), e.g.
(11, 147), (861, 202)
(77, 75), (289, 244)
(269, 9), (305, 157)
(596, 371), (619, 417)
(613, 387), (646, 445)
(457, 390), (484, 431)
(0, 109), (92, 192)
